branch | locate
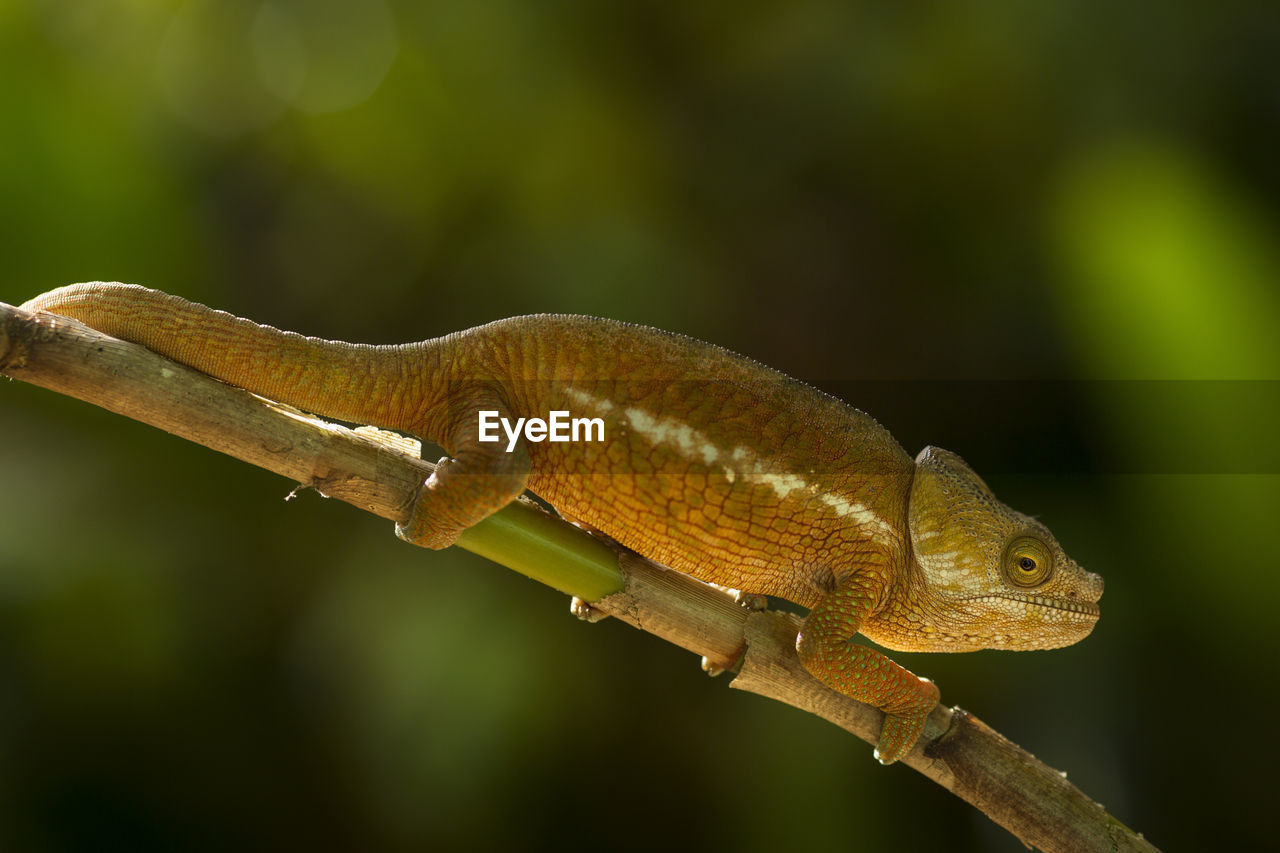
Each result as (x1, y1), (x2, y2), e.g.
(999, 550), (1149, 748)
(0, 301), (1158, 853)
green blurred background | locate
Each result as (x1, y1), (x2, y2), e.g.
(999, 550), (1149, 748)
(3, 1), (1279, 850)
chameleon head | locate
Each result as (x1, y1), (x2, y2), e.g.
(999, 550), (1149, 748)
(886, 446), (1104, 653)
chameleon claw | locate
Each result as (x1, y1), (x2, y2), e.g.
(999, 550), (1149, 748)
(700, 655), (727, 676)
(569, 596), (610, 623)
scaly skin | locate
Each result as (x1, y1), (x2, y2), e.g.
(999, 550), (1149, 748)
(20, 282), (1104, 763)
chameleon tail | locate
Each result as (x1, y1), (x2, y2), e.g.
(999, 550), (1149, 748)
(21, 282), (434, 434)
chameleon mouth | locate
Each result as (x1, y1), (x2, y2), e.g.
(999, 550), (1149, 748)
(974, 594), (1101, 619)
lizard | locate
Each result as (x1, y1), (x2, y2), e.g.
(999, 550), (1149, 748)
(18, 282), (1104, 764)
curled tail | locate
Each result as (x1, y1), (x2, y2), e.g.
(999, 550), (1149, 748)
(22, 282), (432, 433)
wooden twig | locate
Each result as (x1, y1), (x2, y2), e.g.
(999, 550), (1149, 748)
(0, 300), (1158, 853)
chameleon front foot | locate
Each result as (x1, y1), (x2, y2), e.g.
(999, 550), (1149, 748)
(873, 678), (940, 764)
(797, 581), (941, 764)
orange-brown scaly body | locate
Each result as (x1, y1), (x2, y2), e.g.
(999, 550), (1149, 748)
(21, 283), (1104, 763)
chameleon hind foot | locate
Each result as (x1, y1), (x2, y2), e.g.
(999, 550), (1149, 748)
(395, 445), (534, 550)
(395, 457), (468, 550)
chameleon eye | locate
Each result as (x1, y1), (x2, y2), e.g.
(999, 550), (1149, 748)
(1003, 536), (1053, 587)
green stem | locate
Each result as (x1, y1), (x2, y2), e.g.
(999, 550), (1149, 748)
(455, 499), (624, 600)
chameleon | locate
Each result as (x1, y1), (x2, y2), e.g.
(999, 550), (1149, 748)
(19, 282), (1104, 764)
